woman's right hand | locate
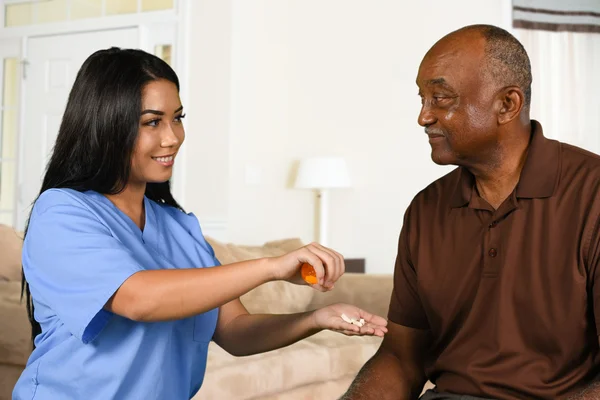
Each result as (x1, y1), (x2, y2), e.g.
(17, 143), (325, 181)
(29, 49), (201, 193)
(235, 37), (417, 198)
(267, 243), (345, 292)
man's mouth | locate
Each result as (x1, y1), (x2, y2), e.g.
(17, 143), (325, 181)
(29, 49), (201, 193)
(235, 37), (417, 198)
(425, 129), (445, 142)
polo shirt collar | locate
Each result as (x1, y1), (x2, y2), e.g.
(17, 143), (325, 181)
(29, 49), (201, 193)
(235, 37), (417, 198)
(450, 120), (560, 208)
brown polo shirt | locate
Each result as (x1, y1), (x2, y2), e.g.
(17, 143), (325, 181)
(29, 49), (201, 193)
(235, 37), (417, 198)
(389, 121), (600, 399)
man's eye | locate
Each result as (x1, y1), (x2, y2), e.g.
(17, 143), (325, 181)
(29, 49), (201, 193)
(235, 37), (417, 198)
(434, 96), (454, 104)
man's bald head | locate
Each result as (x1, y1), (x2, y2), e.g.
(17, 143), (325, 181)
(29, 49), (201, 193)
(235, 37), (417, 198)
(417, 24), (533, 167)
(432, 24), (533, 109)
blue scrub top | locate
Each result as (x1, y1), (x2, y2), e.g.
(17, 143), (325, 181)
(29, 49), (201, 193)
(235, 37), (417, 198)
(13, 188), (220, 400)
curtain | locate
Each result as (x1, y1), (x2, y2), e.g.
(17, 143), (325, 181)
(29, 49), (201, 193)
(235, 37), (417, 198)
(513, 0), (600, 33)
(514, 28), (600, 153)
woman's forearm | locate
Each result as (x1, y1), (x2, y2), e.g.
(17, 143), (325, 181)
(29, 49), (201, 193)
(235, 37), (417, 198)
(106, 258), (275, 321)
(216, 312), (321, 356)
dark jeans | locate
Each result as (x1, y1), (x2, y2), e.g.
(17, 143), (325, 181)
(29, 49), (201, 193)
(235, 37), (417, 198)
(419, 389), (495, 400)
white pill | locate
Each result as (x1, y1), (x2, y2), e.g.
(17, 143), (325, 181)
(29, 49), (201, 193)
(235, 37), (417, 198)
(341, 313), (352, 323)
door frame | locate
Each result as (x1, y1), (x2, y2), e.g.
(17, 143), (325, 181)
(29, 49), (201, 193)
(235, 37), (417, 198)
(0, 38), (22, 228)
(0, 0), (191, 230)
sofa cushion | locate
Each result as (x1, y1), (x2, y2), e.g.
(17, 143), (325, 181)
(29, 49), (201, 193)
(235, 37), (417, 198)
(195, 331), (381, 400)
(0, 281), (30, 366)
(0, 224), (23, 282)
(239, 280), (315, 315)
(205, 237), (304, 266)
(258, 377), (355, 400)
(0, 364), (25, 400)
(205, 237), (315, 314)
(307, 331), (381, 378)
(308, 273), (394, 320)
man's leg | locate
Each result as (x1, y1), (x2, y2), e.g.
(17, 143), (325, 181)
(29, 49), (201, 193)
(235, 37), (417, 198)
(419, 389), (494, 400)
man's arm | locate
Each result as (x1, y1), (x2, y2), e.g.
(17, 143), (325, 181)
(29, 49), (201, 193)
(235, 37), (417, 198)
(567, 383), (600, 400)
(565, 337), (600, 399)
(577, 211), (600, 399)
(341, 321), (432, 400)
(342, 201), (431, 399)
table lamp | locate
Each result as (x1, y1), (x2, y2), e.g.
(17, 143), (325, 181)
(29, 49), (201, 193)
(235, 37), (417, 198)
(294, 157), (351, 246)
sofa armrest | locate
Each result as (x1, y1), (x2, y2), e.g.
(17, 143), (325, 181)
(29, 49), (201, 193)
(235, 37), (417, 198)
(306, 273), (393, 319)
(0, 282), (31, 368)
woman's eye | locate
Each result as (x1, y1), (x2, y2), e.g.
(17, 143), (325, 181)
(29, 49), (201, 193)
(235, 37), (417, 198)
(175, 113), (186, 123)
(146, 119), (160, 127)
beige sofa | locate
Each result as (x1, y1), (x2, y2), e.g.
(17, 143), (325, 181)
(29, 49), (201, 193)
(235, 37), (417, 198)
(0, 224), (397, 400)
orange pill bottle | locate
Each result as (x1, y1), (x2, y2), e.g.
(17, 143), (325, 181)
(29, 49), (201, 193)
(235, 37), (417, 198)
(300, 263), (318, 284)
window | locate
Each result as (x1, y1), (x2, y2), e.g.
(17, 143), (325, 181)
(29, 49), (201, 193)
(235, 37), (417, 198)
(71, 0), (103, 20)
(154, 44), (172, 66)
(4, 0), (175, 27)
(105, 0), (137, 16)
(142, 0), (174, 12)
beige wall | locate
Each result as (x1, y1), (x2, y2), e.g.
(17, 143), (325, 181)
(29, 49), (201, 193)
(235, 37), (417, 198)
(185, 0), (509, 273)
(184, 0), (232, 223)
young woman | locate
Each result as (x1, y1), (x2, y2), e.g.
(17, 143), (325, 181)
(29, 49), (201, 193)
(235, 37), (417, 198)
(13, 48), (387, 400)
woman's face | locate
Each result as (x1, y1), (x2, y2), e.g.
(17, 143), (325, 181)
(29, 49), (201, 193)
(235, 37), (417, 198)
(130, 79), (185, 185)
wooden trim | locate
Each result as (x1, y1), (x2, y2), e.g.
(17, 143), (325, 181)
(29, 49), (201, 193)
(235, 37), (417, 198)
(513, 19), (600, 33)
(513, 6), (600, 18)
(345, 258), (365, 273)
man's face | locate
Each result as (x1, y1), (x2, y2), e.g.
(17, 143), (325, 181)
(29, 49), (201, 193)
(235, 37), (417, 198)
(416, 33), (500, 167)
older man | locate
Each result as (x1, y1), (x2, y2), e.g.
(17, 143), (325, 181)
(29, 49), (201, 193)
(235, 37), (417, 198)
(343, 25), (600, 400)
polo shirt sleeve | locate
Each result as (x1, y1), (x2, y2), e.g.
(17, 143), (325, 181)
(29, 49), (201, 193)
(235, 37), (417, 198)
(23, 190), (144, 344)
(588, 215), (600, 336)
(388, 203), (430, 329)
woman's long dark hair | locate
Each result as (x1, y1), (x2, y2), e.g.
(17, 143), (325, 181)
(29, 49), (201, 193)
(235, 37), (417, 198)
(22, 48), (184, 344)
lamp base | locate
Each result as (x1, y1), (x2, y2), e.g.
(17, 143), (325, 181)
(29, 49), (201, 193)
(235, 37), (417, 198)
(316, 189), (328, 247)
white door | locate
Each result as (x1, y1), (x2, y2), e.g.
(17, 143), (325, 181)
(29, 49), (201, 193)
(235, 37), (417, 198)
(18, 28), (138, 230)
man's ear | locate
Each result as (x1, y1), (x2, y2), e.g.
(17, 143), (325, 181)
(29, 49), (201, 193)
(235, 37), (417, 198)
(497, 87), (525, 125)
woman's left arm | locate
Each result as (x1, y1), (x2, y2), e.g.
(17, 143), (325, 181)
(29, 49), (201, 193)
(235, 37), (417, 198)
(213, 299), (388, 357)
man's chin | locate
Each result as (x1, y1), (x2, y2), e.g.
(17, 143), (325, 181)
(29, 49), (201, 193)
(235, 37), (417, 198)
(431, 151), (453, 166)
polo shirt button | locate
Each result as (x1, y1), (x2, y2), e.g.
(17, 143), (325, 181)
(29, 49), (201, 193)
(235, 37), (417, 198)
(489, 248), (497, 257)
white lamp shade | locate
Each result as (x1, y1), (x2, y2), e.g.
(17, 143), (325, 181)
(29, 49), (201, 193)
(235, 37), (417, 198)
(294, 157), (352, 189)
